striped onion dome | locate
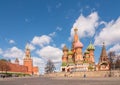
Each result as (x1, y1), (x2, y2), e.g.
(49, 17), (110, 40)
(67, 50), (74, 55)
(62, 45), (68, 52)
(74, 40), (83, 48)
(87, 42), (95, 50)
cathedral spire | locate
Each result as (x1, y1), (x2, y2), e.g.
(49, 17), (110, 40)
(98, 42), (110, 71)
(100, 42), (107, 57)
(74, 27), (79, 43)
(99, 42), (108, 63)
(74, 27), (78, 34)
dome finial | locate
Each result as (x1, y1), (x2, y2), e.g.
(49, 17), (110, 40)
(25, 43), (30, 50)
(90, 40), (92, 44)
(74, 27), (78, 34)
(103, 42), (105, 45)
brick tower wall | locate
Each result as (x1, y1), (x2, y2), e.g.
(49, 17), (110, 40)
(24, 59), (33, 74)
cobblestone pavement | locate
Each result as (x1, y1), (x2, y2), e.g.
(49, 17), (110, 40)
(0, 77), (120, 85)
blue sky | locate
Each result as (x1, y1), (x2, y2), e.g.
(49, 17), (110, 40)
(0, 0), (120, 74)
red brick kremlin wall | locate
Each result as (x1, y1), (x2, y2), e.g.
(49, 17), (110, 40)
(3, 62), (39, 75)
(7, 62), (28, 73)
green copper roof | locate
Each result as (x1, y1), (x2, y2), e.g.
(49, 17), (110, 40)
(67, 50), (73, 55)
(62, 62), (67, 66)
(87, 42), (95, 50)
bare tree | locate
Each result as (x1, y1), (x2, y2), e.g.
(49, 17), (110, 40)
(115, 55), (120, 70)
(108, 51), (116, 70)
(45, 59), (55, 74)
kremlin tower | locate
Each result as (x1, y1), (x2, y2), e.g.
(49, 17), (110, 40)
(23, 43), (39, 75)
(23, 44), (33, 75)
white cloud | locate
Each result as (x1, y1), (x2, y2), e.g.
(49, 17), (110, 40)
(69, 12), (99, 40)
(3, 46), (24, 59)
(47, 6), (52, 13)
(33, 57), (44, 67)
(25, 18), (29, 22)
(36, 46), (63, 63)
(108, 44), (120, 54)
(0, 48), (3, 54)
(56, 2), (62, 8)
(32, 57), (45, 74)
(26, 43), (35, 51)
(56, 26), (62, 31)
(11, 58), (23, 65)
(0, 47), (24, 65)
(9, 39), (15, 44)
(61, 43), (66, 48)
(31, 35), (52, 47)
(85, 5), (90, 9)
(49, 32), (56, 37)
(94, 17), (120, 46)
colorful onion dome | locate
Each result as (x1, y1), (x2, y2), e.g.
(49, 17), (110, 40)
(62, 45), (68, 52)
(67, 50), (73, 55)
(84, 50), (89, 54)
(87, 42), (95, 50)
(74, 40), (83, 48)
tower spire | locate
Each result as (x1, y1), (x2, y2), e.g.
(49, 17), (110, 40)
(26, 43), (30, 50)
(99, 42), (108, 63)
(100, 42), (107, 57)
(74, 27), (79, 42)
(25, 43), (31, 58)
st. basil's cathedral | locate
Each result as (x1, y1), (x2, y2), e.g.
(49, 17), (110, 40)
(61, 28), (110, 72)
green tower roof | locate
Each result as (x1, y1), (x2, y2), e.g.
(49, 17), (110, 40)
(87, 41), (95, 50)
(67, 50), (73, 55)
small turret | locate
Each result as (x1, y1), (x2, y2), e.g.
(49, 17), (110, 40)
(62, 45), (68, 52)
(15, 58), (19, 64)
(87, 41), (95, 51)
